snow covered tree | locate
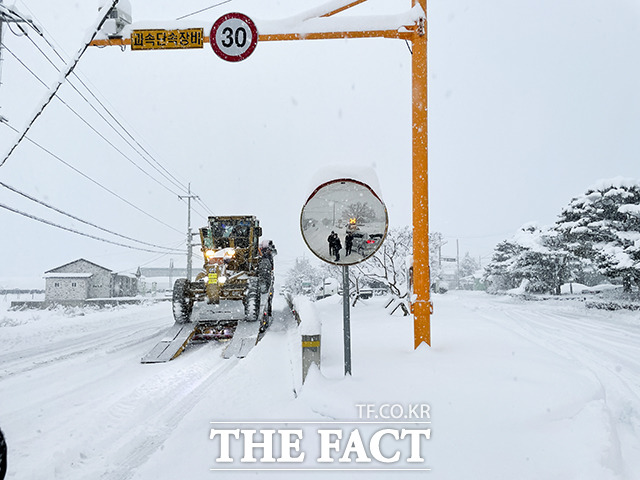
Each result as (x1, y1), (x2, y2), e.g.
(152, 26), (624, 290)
(459, 252), (481, 290)
(512, 226), (573, 294)
(354, 226), (412, 297)
(428, 231), (445, 292)
(556, 178), (640, 292)
(283, 257), (323, 295)
(485, 224), (576, 294)
(341, 202), (377, 224)
(484, 239), (525, 293)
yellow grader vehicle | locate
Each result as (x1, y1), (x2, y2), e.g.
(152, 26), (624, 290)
(142, 215), (275, 363)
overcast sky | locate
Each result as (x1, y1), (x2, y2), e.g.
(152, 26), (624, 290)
(1, 0), (639, 286)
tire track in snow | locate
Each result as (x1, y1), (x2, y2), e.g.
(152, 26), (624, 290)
(474, 300), (640, 479)
(93, 345), (240, 480)
(0, 305), (173, 380)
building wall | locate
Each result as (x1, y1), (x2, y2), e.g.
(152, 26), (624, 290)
(45, 278), (90, 301)
(112, 275), (138, 297)
(47, 260), (112, 299)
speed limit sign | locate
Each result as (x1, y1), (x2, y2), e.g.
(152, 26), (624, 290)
(210, 13), (259, 62)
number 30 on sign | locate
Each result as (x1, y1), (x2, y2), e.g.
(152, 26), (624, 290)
(210, 12), (259, 62)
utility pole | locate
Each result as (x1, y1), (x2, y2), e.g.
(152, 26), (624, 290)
(456, 239), (460, 290)
(1, 0), (7, 116)
(178, 183), (199, 282)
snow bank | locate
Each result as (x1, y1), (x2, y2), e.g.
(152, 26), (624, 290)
(292, 294), (321, 335)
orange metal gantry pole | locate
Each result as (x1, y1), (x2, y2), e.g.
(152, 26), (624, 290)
(411, 0), (431, 348)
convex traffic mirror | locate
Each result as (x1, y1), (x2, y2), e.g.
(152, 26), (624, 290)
(300, 178), (388, 266)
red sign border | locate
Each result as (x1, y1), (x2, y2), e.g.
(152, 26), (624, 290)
(210, 12), (259, 62)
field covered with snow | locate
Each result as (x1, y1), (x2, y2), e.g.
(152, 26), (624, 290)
(0, 291), (639, 479)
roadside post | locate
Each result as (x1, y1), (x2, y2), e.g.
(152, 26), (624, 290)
(301, 334), (321, 383)
(342, 265), (351, 375)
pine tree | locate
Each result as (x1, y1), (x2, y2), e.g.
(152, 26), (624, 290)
(485, 224), (577, 294)
(556, 178), (640, 292)
(484, 239), (525, 293)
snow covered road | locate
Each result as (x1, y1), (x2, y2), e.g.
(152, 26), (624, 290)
(473, 295), (640, 478)
(0, 292), (639, 479)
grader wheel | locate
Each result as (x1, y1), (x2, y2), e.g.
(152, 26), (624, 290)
(243, 277), (261, 322)
(172, 278), (194, 324)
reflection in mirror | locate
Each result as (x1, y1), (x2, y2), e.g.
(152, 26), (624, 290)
(301, 179), (388, 266)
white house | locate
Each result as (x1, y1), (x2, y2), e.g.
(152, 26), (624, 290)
(44, 259), (137, 303)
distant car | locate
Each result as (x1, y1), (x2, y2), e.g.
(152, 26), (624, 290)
(352, 232), (384, 257)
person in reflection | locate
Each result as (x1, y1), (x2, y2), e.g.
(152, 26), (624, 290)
(345, 231), (353, 256)
(333, 234), (342, 261)
(327, 231), (337, 257)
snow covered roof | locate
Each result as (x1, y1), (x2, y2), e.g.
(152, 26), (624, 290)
(45, 258), (112, 274)
(43, 273), (93, 279)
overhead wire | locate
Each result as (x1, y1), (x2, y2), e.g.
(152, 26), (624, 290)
(0, 47), (190, 237)
(0, 120), (184, 235)
(10, 14), (215, 219)
(2, 36), (185, 198)
(117, 241), (187, 274)
(11, 2), (215, 204)
(23, 30), (191, 195)
(0, 0), (120, 167)
(9, 5), (192, 196)
(4, 2), (214, 236)
(176, 0), (234, 20)
(0, 180), (183, 253)
(0, 201), (182, 254)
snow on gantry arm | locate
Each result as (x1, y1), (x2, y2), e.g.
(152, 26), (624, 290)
(257, 3), (424, 37)
(91, 1), (425, 43)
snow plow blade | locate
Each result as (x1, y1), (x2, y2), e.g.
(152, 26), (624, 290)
(222, 319), (261, 359)
(141, 324), (197, 363)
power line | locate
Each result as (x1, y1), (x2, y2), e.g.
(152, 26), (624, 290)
(0, 180), (183, 252)
(3, 2), (213, 229)
(0, 119), (184, 235)
(1, 38), (185, 198)
(176, 1), (233, 20)
(1, 40), (211, 231)
(7, 2), (212, 207)
(0, 0), (120, 167)
(0, 201), (181, 254)
(21, 31), (191, 195)
(9, 3), (190, 195)
(116, 242), (187, 274)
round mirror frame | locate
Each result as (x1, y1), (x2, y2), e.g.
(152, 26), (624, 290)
(300, 178), (389, 266)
